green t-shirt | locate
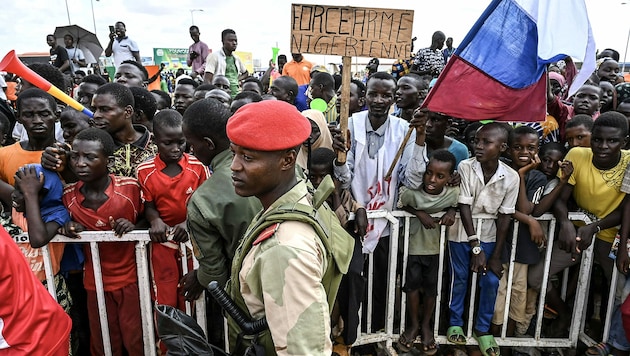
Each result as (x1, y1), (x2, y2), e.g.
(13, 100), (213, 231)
(225, 55), (239, 98)
(399, 185), (459, 255)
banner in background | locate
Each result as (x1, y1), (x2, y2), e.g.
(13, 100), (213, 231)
(234, 51), (254, 74)
(153, 48), (192, 70)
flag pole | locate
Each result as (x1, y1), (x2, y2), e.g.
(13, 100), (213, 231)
(337, 55), (352, 164)
(385, 126), (414, 181)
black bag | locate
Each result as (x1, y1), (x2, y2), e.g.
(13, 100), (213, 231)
(156, 304), (217, 356)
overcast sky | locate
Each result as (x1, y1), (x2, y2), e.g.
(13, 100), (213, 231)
(1, 0), (629, 69)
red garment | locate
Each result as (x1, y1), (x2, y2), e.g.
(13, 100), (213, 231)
(63, 175), (143, 292)
(547, 95), (600, 140)
(137, 153), (208, 309)
(87, 283), (144, 356)
(0, 227), (71, 355)
(137, 153), (209, 226)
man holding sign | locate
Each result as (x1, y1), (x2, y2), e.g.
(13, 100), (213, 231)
(333, 72), (423, 331)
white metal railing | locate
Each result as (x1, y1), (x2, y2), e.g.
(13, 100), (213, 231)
(352, 211), (599, 355)
(35, 211), (611, 355)
(41, 232), (205, 356)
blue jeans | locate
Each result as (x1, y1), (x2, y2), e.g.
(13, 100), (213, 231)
(448, 241), (500, 333)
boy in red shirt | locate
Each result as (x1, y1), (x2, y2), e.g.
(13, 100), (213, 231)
(136, 109), (209, 309)
(60, 128), (144, 356)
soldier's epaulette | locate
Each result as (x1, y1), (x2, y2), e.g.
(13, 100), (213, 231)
(253, 223), (280, 245)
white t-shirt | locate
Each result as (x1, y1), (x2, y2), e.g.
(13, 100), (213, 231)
(112, 37), (139, 67)
(65, 47), (86, 73)
(0, 76), (7, 101)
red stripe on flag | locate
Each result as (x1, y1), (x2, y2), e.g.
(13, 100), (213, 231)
(422, 55), (547, 122)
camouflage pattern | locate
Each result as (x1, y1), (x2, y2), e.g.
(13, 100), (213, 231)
(227, 180), (333, 356)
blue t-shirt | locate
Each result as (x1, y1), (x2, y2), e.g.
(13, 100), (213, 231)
(23, 165), (70, 227)
(448, 138), (470, 167)
(23, 165), (81, 272)
(295, 84), (309, 111)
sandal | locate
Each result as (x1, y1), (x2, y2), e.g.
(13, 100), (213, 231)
(473, 332), (501, 356)
(585, 342), (611, 356)
(446, 326), (467, 345)
(421, 339), (438, 355)
(395, 332), (415, 353)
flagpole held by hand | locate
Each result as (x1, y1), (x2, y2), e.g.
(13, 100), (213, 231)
(384, 126), (414, 181)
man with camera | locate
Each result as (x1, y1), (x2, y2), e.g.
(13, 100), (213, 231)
(187, 26), (209, 79)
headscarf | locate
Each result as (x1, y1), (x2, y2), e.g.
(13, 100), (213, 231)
(616, 83), (630, 104)
(548, 71), (566, 87)
(297, 109), (333, 171)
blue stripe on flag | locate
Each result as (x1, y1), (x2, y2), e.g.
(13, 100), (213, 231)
(457, 0), (544, 89)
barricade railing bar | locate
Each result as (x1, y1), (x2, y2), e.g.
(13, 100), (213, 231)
(41, 232), (206, 356)
(36, 211), (606, 355)
(353, 211), (598, 355)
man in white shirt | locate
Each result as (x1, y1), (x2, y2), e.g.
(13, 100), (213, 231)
(105, 21), (141, 67)
(64, 34), (86, 74)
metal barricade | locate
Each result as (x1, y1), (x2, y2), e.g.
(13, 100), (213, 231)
(353, 210), (597, 354)
(41, 231), (207, 356)
(36, 210), (612, 355)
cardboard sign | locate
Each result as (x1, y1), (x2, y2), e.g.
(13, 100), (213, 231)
(291, 4), (414, 58)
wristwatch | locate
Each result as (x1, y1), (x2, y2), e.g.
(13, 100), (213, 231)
(470, 239), (482, 255)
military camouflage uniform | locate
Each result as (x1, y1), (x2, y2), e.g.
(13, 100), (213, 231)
(228, 180), (333, 356)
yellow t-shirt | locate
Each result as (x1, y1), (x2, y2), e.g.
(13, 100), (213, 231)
(563, 147), (630, 243)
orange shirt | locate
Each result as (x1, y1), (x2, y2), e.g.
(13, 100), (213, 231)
(5, 81), (17, 101)
(282, 59), (314, 86)
(63, 175), (143, 291)
(137, 153), (209, 226)
(0, 142), (43, 186)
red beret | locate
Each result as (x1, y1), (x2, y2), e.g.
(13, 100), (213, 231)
(227, 101), (312, 151)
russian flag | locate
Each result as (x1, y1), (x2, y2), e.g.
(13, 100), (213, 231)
(422, 0), (596, 122)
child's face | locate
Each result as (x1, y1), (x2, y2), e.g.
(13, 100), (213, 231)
(599, 81), (615, 108)
(91, 93), (132, 135)
(18, 98), (57, 142)
(573, 86), (601, 115)
(308, 163), (332, 190)
(473, 127), (507, 164)
(510, 133), (539, 168)
(591, 126), (628, 169)
(565, 124), (591, 148)
(155, 125), (186, 165)
(69, 139), (110, 182)
(173, 84), (195, 114)
(422, 159), (452, 195)
(539, 149), (564, 178)
(597, 60), (620, 83)
(60, 113), (90, 145)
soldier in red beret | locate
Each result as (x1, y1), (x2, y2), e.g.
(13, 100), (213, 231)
(224, 100), (352, 355)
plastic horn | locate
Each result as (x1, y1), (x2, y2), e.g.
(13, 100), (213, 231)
(0, 50), (94, 118)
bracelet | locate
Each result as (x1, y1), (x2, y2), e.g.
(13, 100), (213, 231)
(595, 224), (601, 233)
(468, 234), (478, 242)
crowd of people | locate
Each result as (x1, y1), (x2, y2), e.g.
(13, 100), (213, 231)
(1, 21), (630, 356)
